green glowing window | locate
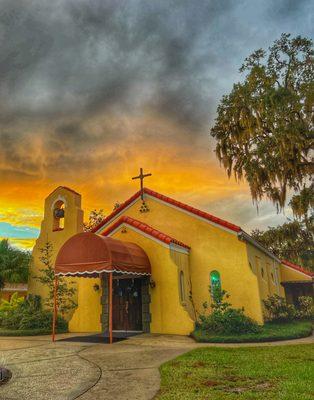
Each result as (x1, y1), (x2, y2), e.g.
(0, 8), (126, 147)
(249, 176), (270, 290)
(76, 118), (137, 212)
(210, 270), (221, 298)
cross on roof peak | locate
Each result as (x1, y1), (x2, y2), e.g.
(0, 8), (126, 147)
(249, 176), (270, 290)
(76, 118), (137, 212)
(132, 168), (152, 200)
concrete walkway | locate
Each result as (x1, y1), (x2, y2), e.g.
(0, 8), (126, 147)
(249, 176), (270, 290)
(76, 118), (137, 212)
(0, 333), (313, 400)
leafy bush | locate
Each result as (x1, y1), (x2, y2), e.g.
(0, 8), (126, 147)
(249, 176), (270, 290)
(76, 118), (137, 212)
(263, 294), (296, 322)
(0, 292), (24, 312)
(199, 307), (261, 334)
(296, 296), (314, 320)
(197, 288), (260, 335)
(193, 321), (313, 343)
(0, 292), (25, 326)
(18, 310), (67, 331)
(34, 242), (77, 315)
(0, 293), (67, 332)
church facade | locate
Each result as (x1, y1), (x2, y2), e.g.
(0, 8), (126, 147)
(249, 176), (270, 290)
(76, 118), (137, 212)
(29, 186), (313, 336)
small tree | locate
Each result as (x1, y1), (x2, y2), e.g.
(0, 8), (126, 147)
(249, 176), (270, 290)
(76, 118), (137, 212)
(198, 287), (260, 334)
(263, 294), (296, 322)
(34, 242), (77, 316)
(83, 209), (105, 232)
(202, 287), (231, 314)
(296, 296), (314, 320)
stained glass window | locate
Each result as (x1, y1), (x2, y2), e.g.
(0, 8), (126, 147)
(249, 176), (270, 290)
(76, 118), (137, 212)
(210, 270), (221, 299)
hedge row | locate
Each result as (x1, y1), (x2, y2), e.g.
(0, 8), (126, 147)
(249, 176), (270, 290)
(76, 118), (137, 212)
(192, 321), (313, 343)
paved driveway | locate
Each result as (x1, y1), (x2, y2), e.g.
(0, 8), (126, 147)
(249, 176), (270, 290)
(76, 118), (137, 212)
(0, 333), (313, 400)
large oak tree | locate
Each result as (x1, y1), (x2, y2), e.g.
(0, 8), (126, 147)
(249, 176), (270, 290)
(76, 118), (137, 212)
(211, 33), (313, 215)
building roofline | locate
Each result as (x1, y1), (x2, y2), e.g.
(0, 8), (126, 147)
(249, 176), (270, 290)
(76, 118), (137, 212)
(281, 259), (313, 277)
(92, 187), (241, 234)
(101, 215), (190, 251)
(238, 231), (281, 263)
(92, 187), (298, 263)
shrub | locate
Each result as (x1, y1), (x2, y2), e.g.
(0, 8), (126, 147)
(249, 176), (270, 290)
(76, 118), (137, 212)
(193, 321), (313, 343)
(0, 292), (24, 312)
(18, 310), (67, 331)
(0, 293), (67, 332)
(263, 295), (296, 322)
(0, 292), (25, 327)
(197, 288), (260, 335)
(296, 296), (313, 320)
(21, 294), (42, 312)
(199, 308), (261, 334)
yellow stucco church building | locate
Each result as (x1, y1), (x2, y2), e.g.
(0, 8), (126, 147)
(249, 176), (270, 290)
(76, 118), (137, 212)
(28, 184), (313, 337)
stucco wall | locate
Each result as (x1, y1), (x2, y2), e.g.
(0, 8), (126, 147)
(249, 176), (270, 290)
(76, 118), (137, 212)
(68, 277), (102, 332)
(69, 229), (194, 335)
(29, 187), (83, 318)
(246, 243), (283, 299)
(111, 228), (194, 335)
(280, 264), (312, 282)
(30, 187), (275, 334)
(98, 195), (264, 324)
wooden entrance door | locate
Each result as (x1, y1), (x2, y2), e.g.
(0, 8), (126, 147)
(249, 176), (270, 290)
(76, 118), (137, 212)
(112, 278), (142, 331)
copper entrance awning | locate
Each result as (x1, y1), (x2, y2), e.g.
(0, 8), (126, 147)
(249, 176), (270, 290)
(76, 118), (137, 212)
(55, 232), (151, 277)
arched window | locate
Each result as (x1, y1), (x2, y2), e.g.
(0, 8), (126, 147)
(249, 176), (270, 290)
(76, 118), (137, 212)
(53, 200), (65, 231)
(210, 270), (221, 299)
(179, 271), (185, 302)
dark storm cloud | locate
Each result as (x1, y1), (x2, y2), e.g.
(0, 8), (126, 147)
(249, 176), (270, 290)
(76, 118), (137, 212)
(0, 1), (236, 122)
(0, 0), (313, 178)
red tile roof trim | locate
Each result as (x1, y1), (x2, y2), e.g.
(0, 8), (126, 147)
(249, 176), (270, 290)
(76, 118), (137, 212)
(101, 215), (190, 250)
(144, 188), (241, 232)
(281, 260), (313, 277)
(92, 188), (241, 234)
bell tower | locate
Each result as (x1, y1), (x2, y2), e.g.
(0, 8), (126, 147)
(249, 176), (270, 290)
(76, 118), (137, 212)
(28, 186), (84, 298)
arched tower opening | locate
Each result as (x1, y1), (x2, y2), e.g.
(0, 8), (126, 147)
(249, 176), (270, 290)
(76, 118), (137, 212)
(53, 200), (65, 231)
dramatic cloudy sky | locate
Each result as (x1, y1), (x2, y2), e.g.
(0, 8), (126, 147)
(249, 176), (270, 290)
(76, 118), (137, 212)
(0, 0), (313, 248)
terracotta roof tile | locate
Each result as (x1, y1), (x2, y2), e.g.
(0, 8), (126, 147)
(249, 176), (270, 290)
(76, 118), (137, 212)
(281, 260), (313, 277)
(101, 215), (190, 250)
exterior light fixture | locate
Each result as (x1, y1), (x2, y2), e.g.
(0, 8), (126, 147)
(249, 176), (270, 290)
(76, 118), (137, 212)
(93, 284), (100, 292)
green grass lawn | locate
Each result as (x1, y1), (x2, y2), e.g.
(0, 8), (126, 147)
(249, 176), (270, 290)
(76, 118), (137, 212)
(157, 344), (314, 400)
(192, 321), (313, 343)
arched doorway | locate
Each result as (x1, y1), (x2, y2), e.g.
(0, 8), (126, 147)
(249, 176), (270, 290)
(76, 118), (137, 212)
(54, 232), (151, 342)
